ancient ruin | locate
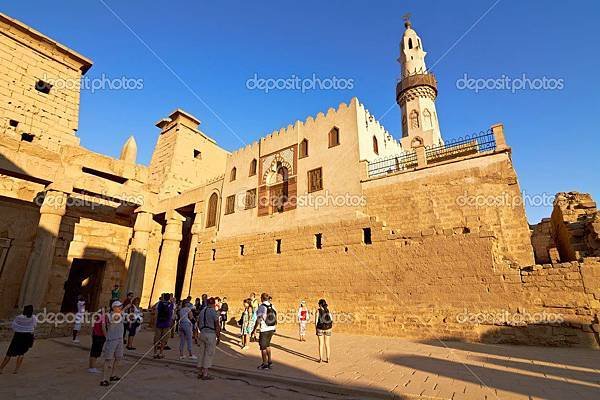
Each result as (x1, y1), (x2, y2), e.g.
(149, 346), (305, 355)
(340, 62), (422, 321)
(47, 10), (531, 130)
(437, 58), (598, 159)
(0, 13), (598, 346)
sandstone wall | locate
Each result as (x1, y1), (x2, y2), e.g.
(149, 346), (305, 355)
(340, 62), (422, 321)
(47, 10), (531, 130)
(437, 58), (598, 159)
(362, 152), (534, 266)
(190, 217), (599, 347)
(0, 198), (40, 317)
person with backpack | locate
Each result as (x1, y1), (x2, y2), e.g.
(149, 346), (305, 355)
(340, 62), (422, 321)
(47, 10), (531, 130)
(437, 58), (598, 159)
(315, 299), (333, 363)
(197, 297), (220, 380)
(153, 293), (173, 359)
(252, 293), (277, 370)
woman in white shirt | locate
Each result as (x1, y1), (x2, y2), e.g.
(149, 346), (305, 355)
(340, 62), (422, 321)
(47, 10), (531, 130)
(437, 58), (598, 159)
(0, 305), (37, 374)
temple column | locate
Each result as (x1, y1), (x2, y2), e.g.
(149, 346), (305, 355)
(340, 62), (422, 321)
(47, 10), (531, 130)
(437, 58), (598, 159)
(19, 186), (69, 310)
(181, 211), (202, 298)
(124, 210), (153, 298)
(151, 210), (184, 304)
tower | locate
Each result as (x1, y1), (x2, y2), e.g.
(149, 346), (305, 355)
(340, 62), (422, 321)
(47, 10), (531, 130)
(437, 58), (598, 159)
(396, 16), (443, 149)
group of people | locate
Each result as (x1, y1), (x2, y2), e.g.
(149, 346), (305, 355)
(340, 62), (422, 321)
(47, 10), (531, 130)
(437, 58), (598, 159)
(0, 286), (334, 383)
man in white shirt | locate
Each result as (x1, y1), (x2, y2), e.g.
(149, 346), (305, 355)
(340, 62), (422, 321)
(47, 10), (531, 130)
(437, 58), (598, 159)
(252, 293), (277, 370)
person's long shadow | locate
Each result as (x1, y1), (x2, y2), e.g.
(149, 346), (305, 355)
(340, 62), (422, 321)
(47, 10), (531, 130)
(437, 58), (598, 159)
(274, 332), (300, 341)
(270, 342), (321, 362)
(383, 354), (599, 400)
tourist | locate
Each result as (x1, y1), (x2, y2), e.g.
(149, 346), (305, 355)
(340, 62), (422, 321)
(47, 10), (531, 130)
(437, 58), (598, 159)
(197, 297), (220, 380)
(178, 299), (197, 360)
(72, 295), (86, 343)
(249, 293), (258, 341)
(100, 300), (125, 386)
(125, 297), (142, 350)
(240, 299), (255, 350)
(0, 305), (36, 374)
(220, 297), (229, 331)
(192, 298), (201, 344)
(200, 293), (208, 310)
(252, 293), (277, 370)
(121, 292), (134, 344)
(315, 299), (333, 363)
(111, 284), (121, 302)
(297, 300), (309, 342)
(170, 296), (178, 339)
(88, 307), (107, 373)
(153, 293), (173, 359)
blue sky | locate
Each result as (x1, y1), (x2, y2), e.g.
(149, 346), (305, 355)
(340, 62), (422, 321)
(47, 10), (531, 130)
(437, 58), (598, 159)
(2, 0), (599, 223)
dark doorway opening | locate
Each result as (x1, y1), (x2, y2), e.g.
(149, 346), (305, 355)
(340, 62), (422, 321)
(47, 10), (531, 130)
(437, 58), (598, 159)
(61, 259), (106, 313)
(174, 210), (194, 300)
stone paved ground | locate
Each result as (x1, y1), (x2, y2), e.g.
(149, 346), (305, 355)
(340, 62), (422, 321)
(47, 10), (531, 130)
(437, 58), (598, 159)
(1, 325), (599, 399)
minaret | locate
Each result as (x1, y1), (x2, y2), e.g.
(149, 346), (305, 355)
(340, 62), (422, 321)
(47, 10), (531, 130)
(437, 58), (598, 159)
(396, 16), (443, 149)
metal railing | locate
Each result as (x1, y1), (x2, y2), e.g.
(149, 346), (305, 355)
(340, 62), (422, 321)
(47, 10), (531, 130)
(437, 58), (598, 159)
(425, 128), (496, 165)
(367, 150), (418, 177)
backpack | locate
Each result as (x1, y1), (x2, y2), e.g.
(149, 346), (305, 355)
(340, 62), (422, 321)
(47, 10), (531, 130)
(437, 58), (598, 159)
(264, 304), (277, 327)
(157, 301), (170, 322)
(317, 309), (333, 330)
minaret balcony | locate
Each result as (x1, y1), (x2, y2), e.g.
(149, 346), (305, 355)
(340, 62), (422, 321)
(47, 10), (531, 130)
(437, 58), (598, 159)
(396, 72), (438, 100)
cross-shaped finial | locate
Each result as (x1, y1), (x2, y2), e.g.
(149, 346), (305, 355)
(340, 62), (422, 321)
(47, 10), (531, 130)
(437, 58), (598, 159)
(402, 12), (412, 28)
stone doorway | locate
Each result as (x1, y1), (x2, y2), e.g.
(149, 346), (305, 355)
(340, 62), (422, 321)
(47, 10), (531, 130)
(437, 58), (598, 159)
(60, 258), (106, 313)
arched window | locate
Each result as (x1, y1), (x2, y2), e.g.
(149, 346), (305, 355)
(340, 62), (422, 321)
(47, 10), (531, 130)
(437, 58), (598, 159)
(275, 165), (289, 213)
(249, 159), (257, 176)
(299, 139), (308, 158)
(372, 136), (379, 155)
(409, 110), (420, 129)
(423, 109), (432, 128)
(328, 127), (340, 148)
(206, 192), (218, 228)
(408, 38), (413, 49)
(230, 167), (237, 181)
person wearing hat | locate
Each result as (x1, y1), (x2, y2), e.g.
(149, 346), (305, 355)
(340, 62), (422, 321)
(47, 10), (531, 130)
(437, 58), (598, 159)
(297, 300), (309, 342)
(100, 300), (125, 386)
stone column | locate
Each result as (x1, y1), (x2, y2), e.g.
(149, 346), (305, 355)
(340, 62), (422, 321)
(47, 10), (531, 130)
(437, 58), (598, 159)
(124, 211), (153, 298)
(180, 213), (202, 298)
(151, 210), (184, 304)
(19, 187), (69, 310)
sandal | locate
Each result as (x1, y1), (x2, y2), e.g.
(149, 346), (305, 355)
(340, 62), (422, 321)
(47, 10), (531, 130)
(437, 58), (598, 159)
(100, 380), (109, 387)
(109, 376), (121, 382)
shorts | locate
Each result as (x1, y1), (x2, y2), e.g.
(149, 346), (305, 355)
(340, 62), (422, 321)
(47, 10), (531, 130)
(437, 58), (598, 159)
(258, 330), (274, 350)
(128, 322), (140, 337)
(90, 335), (106, 358)
(316, 329), (332, 337)
(101, 339), (124, 360)
(154, 327), (170, 346)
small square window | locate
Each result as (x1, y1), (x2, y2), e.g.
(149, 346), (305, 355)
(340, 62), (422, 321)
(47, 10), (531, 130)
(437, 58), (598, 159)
(240, 244), (245, 256)
(21, 133), (34, 142)
(315, 233), (323, 249)
(363, 228), (372, 245)
(212, 249), (216, 261)
(275, 239), (282, 254)
(35, 80), (52, 94)
(9, 119), (19, 128)
(194, 149), (201, 159)
(245, 189), (257, 209)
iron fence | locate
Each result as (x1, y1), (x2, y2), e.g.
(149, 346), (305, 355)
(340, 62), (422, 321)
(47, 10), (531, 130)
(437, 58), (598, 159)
(425, 128), (496, 164)
(367, 150), (418, 177)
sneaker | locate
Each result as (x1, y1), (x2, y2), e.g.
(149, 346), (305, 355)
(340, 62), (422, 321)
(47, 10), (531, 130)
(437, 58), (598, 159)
(179, 356), (186, 360)
(188, 355), (198, 360)
(257, 364), (270, 370)
(87, 368), (100, 373)
(72, 339), (80, 343)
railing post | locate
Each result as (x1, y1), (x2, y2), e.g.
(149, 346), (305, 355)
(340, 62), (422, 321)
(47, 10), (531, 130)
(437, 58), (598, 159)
(491, 123), (509, 151)
(360, 160), (370, 180)
(411, 137), (427, 168)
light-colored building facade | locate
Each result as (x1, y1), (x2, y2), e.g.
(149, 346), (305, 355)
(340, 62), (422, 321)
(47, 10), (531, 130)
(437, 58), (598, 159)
(1, 13), (598, 346)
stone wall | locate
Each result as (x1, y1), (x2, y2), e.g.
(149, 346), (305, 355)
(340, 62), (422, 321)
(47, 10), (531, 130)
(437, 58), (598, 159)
(362, 152), (534, 266)
(190, 216), (599, 347)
